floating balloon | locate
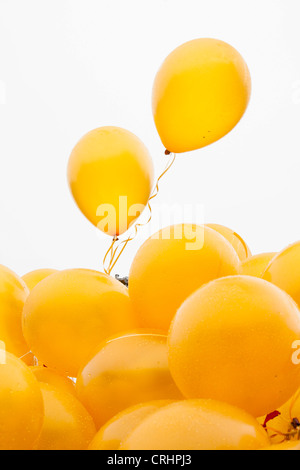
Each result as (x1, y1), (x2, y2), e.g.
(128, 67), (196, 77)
(242, 253), (276, 278)
(76, 333), (182, 428)
(22, 269), (58, 291)
(263, 241), (300, 307)
(30, 366), (76, 396)
(129, 224), (240, 331)
(120, 400), (269, 450)
(153, 38), (251, 153)
(0, 264), (33, 365)
(88, 400), (173, 450)
(68, 127), (154, 237)
(168, 275), (300, 417)
(0, 352), (44, 450)
(206, 223), (251, 261)
(36, 384), (96, 450)
(22, 269), (136, 377)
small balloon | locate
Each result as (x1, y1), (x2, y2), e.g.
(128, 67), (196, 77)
(68, 127), (154, 236)
(153, 38), (251, 153)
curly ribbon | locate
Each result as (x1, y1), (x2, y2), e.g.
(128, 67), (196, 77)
(103, 151), (176, 275)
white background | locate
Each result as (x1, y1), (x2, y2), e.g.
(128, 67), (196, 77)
(0, 0), (299, 277)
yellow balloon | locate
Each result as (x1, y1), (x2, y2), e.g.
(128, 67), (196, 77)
(30, 366), (76, 396)
(263, 241), (300, 307)
(0, 264), (33, 365)
(168, 275), (300, 418)
(76, 333), (182, 428)
(36, 384), (96, 450)
(206, 223), (251, 261)
(68, 127), (154, 236)
(242, 253), (276, 278)
(88, 400), (173, 450)
(22, 269), (58, 291)
(22, 269), (136, 377)
(120, 400), (269, 450)
(153, 38), (251, 153)
(129, 224), (240, 331)
(0, 352), (44, 450)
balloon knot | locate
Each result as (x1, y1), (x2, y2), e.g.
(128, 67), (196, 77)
(165, 149), (171, 155)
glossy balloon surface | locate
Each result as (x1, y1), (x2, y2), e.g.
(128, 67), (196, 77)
(120, 400), (269, 450)
(263, 241), (300, 307)
(0, 264), (32, 364)
(88, 400), (173, 450)
(0, 352), (44, 450)
(77, 333), (182, 428)
(68, 127), (154, 236)
(241, 253), (276, 278)
(153, 38), (251, 153)
(206, 223), (251, 261)
(36, 384), (96, 450)
(30, 366), (76, 396)
(169, 275), (300, 417)
(22, 269), (136, 377)
(22, 269), (58, 291)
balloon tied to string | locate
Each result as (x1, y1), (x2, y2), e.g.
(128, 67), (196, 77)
(103, 151), (176, 275)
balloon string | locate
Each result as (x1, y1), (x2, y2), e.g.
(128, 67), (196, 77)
(19, 351), (32, 361)
(103, 236), (119, 275)
(103, 152), (176, 276)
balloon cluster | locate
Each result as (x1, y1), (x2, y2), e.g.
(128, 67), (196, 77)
(1, 38), (300, 451)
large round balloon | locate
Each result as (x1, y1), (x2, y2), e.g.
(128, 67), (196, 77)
(22, 269), (136, 377)
(0, 352), (44, 450)
(68, 127), (154, 236)
(168, 275), (300, 417)
(0, 264), (32, 364)
(129, 224), (240, 331)
(36, 384), (96, 451)
(76, 333), (182, 428)
(153, 38), (251, 153)
(120, 400), (269, 450)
